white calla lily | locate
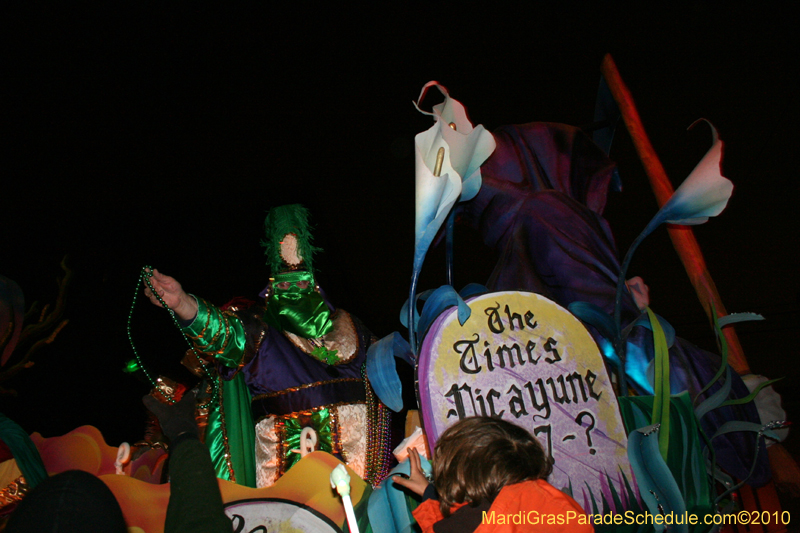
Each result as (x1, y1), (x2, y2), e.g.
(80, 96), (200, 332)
(644, 120), (733, 236)
(408, 82), (496, 351)
(412, 82), (495, 269)
(615, 120), (734, 342)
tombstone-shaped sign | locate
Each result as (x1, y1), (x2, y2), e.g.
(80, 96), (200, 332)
(417, 291), (634, 510)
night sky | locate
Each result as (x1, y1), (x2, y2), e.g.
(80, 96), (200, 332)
(3, 4), (797, 458)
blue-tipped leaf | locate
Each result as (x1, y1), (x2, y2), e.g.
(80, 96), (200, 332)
(627, 425), (688, 533)
(417, 285), (471, 336)
(568, 301), (618, 343)
(366, 333), (414, 412)
(458, 283), (488, 299)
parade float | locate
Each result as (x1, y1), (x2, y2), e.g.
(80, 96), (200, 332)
(1, 55), (790, 532)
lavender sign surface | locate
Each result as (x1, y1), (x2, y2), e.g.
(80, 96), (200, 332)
(418, 291), (634, 508)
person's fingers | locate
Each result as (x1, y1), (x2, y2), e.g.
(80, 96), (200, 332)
(408, 448), (421, 471)
(153, 269), (171, 284)
(146, 275), (160, 292)
(143, 287), (164, 307)
(392, 475), (410, 489)
(392, 474), (426, 497)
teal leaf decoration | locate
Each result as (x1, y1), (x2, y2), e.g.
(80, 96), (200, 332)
(366, 333), (414, 412)
(620, 393), (715, 530)
(717, 312), (765, 328)
(417, 285), (471, 337)
(401, 284), (480, 334)
(458, 283), (488, 299)
(626, 425), (688, 533)
(694, 366), (732, 421)
(0, 413), (48, 489)
(694, 305), (729, 404)
(399, 288), (435, 329)
(718, 377), (783, 409)
(710, 420), (786, 505)
(711, 421), (781, 443)
(631, 311), (675, 349)
(568, 301), (618, 343)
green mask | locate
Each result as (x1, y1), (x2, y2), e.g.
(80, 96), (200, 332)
(265, 271), (334, 340)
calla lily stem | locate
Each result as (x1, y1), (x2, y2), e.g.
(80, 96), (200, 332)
(613, 225), (652, 396)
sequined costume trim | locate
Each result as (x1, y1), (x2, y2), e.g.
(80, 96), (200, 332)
(283, 310), (359, 364)
(254, 417), (280, 488)
(0, 476), (29, 509)
(253, 401), (367, 488)
(337, 404), (367, 478)
(253, 400), (366, 425)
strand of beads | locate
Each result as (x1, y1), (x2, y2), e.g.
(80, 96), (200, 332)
(127, 266), (220, 408)
(362, 363), (393, 487)
(127, 267), (174, 403)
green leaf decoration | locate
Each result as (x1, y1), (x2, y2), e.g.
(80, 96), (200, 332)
(631, 311), (675, 349)
(710, 420), (785, 505)
(694, 304), (728, 404)
(647, 307), (671, 461)
(718, 377), (783, 408)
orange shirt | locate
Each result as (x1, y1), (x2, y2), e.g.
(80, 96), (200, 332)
(412, 479), (593, 533)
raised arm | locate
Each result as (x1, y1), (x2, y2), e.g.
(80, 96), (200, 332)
(144, 269), (253, 370)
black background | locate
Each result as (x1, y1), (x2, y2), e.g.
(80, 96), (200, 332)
(3, 2), (797, 467)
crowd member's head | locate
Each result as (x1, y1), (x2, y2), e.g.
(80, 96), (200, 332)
(7, 470), (127, 533)
(432, 417), (552, 516)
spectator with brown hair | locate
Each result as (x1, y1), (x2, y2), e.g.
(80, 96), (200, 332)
(393, 417), (592, 532)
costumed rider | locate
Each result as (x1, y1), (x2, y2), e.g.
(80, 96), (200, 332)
(145, 204), (396, 488)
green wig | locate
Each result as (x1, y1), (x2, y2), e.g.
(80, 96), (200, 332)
(261, 204), (322, 273)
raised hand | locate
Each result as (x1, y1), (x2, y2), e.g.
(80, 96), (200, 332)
(392, 448), (430, 497)
(143, 268), (198, 321)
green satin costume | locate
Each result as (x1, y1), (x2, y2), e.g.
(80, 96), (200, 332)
(184, 298), (257, 488)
